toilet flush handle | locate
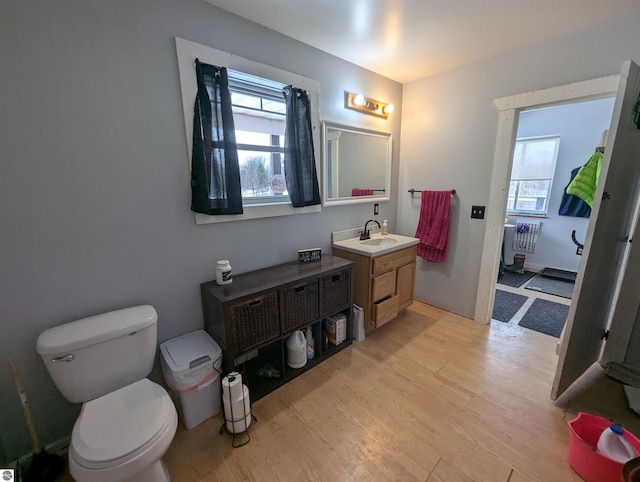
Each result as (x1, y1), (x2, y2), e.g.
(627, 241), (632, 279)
(51, 354), (75, 362)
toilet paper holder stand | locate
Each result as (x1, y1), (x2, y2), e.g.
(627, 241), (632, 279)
(220, 370), (258, 448)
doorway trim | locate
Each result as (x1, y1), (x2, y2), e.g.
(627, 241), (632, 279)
(474, 74), (620, 324)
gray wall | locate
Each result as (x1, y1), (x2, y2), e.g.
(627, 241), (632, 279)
(0, 0), (402, 462)
(398, 10), (640, 318)
(505, 98), (615, 272)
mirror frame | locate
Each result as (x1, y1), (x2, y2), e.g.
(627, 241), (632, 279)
(321, 121), (392, 206)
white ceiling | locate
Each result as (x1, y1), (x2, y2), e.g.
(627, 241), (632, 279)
(205, 0), (638, 84)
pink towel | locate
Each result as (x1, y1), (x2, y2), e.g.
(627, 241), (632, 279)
(414, 190), (451, 263)
(352, 188), (374, 196)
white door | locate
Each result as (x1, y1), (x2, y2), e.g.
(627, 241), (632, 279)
(551, 60), (640, 399)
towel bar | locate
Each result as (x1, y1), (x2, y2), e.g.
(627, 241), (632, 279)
(408, 189), (456, 196)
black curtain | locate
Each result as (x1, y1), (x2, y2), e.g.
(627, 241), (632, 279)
(282, 86), (321, 208)
(191, 60), (243, 215)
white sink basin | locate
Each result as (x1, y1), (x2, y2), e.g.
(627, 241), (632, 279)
(360, 237), (398, 247)
(332, 233), (419, 257)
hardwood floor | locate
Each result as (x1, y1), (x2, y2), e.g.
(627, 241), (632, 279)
(53, 300), (638, 481)
(160, 301), (639, 482)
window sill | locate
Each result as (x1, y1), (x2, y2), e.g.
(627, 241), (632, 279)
(506, 212), (548, 218)
(195, 202), (320, 225)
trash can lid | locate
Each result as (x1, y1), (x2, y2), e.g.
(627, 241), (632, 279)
(160, 330), (221, 377)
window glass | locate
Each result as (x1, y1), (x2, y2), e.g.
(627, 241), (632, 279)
(231, 92), (262, 110)
(508, 136), (560, 215)
(228, 70), (289, 205)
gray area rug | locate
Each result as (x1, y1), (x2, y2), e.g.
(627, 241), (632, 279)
(539, 267), (577, 283)
(518, 298), (569, 337)
(525, 273), (575, 299)
(497, 270), (536, 288)
(493, 289), (528, 323)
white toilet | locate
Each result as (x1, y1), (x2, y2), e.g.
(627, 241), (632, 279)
(36, 305), (178, 482)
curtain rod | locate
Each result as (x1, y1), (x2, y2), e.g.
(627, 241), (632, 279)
(408, 189), (456, 195)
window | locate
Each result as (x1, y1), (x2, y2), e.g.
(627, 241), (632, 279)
(507, 136), (560, 215)
(228, 71), (289, 205)
(176, 38), (321, 224)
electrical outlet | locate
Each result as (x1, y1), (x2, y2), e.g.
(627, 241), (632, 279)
(374, 203), (379, 215)
(471, 205), (485, 219)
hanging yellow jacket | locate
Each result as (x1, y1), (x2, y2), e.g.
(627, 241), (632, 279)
(566, 151), (603, 207)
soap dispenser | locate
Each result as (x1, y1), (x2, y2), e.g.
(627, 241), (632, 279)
(381, 220), (388, 235)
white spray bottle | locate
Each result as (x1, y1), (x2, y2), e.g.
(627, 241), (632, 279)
(305, 326), (315, 360)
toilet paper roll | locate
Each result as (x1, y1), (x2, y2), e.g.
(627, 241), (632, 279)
(223, 384), (249, 416)
(223, 384), (252, 433)
(222, 371), (243, 400)
(226, 412), (252, 434)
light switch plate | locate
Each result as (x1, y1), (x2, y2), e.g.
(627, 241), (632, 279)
(471, 205), (485, 219)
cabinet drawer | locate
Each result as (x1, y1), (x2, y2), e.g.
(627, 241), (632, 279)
(229, 292), (280, 353)
(373, 295), (399, 328)
(282, 280), (319, 331)
(372, 245), (417, 275)
(371, 270), (396, 302)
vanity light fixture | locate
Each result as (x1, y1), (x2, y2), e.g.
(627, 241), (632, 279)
(344, 91), (393, 119)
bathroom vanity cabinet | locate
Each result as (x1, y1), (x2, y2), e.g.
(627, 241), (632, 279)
(332, 244), (417, 334)
(201, 255), (353, 402)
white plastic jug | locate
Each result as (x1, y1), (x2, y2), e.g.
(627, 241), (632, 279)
(286, 330), (307, 369)
(597, 423), (638, 463)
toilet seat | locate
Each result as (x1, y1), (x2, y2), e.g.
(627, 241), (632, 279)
(71, 378), (175, 470)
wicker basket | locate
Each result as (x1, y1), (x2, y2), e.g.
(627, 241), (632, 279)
(321, 269), (351, 316)
(282, 280), (319, 331)
(230, 292), (280, 353)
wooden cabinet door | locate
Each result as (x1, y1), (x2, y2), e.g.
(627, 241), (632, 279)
(397, 262), (416, 311)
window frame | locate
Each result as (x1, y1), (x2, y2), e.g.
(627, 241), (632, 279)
(176, 37), (321, 224)
(507, 135), (561, 216)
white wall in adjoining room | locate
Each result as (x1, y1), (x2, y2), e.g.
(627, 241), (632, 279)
(504, 97), (615, 273)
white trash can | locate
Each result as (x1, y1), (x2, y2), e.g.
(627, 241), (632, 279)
(160, 330), (223, 429)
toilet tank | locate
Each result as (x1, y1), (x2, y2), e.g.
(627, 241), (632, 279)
(36, 305), (158, 403)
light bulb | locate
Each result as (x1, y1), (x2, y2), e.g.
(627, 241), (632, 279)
(353, 94), (365, 106)
(383, 104), (394, 115)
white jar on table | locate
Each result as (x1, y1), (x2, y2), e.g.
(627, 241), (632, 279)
(216, 260), (233, 285)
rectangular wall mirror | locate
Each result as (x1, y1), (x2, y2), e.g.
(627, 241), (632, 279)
(322, 121), (392, 206)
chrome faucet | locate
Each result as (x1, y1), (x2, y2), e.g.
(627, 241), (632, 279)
(360, 219), (381, 240)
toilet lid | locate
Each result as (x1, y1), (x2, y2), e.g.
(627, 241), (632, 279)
(72, 378), (174, 464)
